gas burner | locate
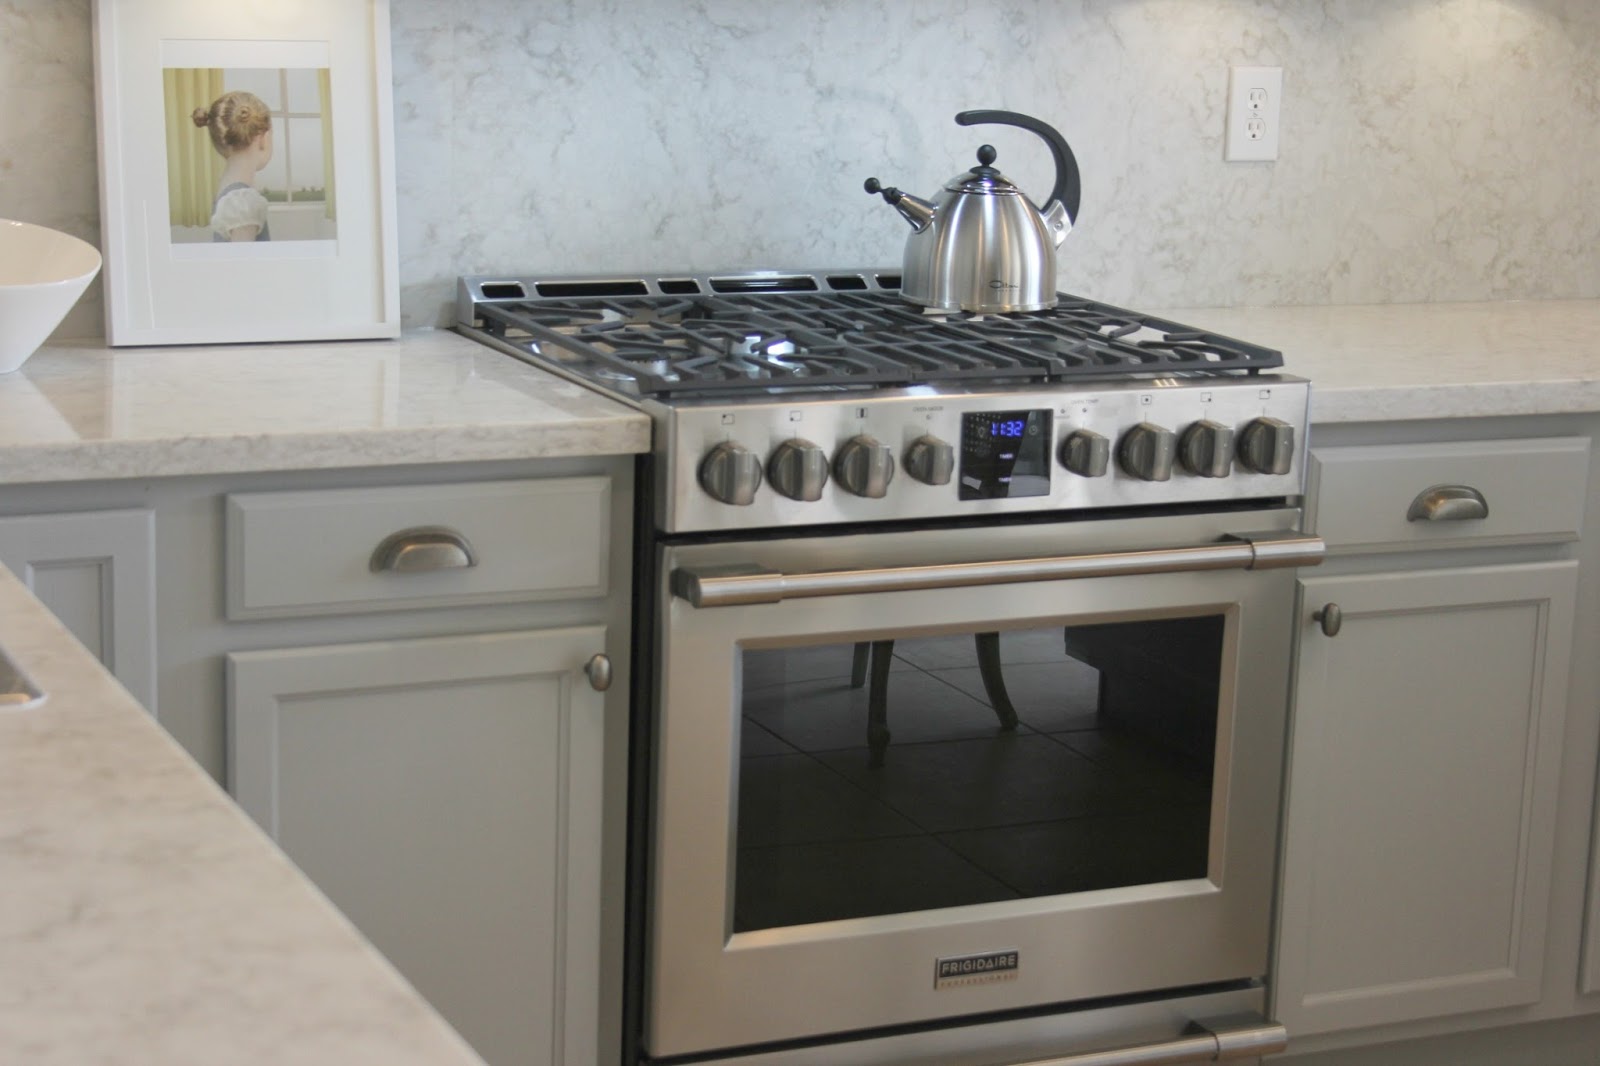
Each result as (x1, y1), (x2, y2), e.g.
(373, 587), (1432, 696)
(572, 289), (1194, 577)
(459, 272), (1282, 399)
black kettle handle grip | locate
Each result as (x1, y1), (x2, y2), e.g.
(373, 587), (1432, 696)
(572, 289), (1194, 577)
(956, 109), (1080, 224)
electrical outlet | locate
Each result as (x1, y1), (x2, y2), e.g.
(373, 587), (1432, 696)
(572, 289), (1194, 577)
(1225, 66), (1283, 162)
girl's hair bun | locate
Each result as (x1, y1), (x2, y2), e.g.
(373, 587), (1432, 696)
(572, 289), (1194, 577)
(191, 106), (210, 128)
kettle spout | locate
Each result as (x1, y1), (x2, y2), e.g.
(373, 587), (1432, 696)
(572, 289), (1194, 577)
(864, 178), (935, 233)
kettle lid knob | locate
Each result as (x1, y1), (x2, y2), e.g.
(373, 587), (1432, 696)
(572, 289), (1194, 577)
(970, 144), (1000, 177)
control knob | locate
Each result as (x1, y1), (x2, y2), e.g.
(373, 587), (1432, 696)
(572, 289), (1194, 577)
(904, 435), (955, 486)
(1118, 423), (1176, 482)
(1237, 417), (1296, 475)
(1178, 419), (1235, 478)
(767, 438), (830, 501)
(1058, 429), (1111, 478)
(833, 435), (896, 498)
(698, 441), (762, 505)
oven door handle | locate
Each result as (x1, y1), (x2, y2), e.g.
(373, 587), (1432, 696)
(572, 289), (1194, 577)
(1004, 1017), (1287, 1066)
(671, 530), (1325, 608)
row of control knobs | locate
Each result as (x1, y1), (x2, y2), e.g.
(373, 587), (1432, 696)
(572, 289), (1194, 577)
(699, 417), (1296, 505)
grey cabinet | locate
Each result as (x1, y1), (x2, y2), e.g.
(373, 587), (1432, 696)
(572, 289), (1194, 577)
(1272, 427), (1596, 1049)
(0, 507), (157, 710)
(1274, 562), (1576, 1035)
(229, 625), (607, 1066)
(218, 471), (627, 1066)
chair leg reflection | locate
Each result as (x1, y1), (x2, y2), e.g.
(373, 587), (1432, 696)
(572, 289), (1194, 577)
(851, 634), (1020, 767)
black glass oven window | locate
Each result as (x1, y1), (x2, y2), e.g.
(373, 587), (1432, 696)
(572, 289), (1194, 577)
(958, 409), (1052, 500)
(733, 617), (1221, 933)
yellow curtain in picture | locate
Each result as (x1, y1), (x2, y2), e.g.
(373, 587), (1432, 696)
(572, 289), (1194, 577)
(165, 68), (225, 228)
(318, 68), (337, 222)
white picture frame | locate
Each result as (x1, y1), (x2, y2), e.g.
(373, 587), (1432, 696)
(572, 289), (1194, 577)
(92, 0), (399, 345)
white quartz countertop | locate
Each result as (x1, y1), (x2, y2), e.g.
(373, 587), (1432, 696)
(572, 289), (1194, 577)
(1, 302), (1597, 485)
(0, 564), (485, 1065)
(0, 329), (649, 484)
(1151, 299), (1600, 423)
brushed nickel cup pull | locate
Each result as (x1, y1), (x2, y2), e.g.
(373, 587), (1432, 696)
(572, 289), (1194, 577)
(999, 1017), (1286, 1066)
(583, 653), (613, 692)
(1407, 484), (1489, 523)
(1314, 603), (1343, 637)
(369, 526), (478, 573)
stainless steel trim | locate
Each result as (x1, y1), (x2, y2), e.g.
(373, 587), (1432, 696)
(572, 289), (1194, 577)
(1407, 484), (1490, 522)
(1001, 1018), (1286, 1066)
(672, 531), (1325, 608)
(368, 526), (478, 573)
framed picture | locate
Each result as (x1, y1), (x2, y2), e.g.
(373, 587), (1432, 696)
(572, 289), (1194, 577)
(93, 0), (399, 345)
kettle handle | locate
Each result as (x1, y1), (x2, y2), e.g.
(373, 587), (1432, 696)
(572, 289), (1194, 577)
(956, 110), (1081, 224)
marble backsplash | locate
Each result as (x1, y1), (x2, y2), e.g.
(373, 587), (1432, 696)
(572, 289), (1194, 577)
(4, 0), (1597, 336)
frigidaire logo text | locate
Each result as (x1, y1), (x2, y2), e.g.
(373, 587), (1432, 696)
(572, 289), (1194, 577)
(934, 950), (1020, 989)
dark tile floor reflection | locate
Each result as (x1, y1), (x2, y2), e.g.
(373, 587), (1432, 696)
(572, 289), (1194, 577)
(733, 628), (1217, 932)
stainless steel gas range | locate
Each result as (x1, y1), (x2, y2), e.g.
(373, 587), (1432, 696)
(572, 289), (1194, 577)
(456, 270), (1323, 1066)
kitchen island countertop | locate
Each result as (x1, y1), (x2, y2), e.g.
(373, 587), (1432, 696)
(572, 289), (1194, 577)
(0, 561), (486, 1065)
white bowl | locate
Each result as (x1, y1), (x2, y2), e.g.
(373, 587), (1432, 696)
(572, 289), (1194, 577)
(0, 219), (102, 374)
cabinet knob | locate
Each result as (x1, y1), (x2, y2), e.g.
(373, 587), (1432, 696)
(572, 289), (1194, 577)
(370, 526), (478, 573)
(584, 653), (613, 692)
(1314, 603), (1343, 637)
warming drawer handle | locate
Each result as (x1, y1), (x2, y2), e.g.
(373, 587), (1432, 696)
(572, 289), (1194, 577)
(369, 526), (479, 574)
(671, 531), (1325, 608)
(1001, 1017), (1287, 1066)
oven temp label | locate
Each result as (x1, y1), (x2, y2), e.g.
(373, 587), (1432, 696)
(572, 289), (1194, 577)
(934, 950), (1020, 990)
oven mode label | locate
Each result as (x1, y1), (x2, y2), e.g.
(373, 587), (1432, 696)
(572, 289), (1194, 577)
(934, 950), (1020, 990)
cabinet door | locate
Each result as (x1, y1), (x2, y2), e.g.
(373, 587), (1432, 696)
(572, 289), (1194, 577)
(228, 626), (607, 1066)
(0, 508), (157, 710)
(1274, 562), (1576, 1036)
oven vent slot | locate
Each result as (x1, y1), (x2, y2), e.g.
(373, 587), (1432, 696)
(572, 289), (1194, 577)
(658, 279), (702, 295)
(875, 273), (902, 289)
(708, 275), (820, 294)
(534, 279), (651, 298)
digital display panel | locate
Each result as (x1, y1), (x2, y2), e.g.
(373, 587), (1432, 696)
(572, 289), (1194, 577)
(959, 409), (1052, 500)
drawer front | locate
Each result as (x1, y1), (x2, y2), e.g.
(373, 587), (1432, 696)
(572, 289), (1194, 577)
(226, 477), (610, 618)
(1308, 437), (1589, 553)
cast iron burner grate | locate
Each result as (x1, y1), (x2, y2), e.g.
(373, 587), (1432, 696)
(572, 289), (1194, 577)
(468, 278), (1282, 398)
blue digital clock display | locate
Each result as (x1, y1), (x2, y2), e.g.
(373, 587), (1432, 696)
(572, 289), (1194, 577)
(959, 409), (1051, 500)
(990, 419), (1027, 439)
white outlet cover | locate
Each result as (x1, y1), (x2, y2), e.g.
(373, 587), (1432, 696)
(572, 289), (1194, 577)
(1225, 66), (1283, 162)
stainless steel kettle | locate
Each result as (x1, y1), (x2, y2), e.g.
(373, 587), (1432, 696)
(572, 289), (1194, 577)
(864, 109), (1081, 314)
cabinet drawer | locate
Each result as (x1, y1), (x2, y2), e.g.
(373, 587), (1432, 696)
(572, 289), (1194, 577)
(226, 477), (610, 618)
(1308, 437), (1589, 553)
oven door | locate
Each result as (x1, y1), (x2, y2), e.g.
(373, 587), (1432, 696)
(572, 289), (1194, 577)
(647, 507), (1320, 1060)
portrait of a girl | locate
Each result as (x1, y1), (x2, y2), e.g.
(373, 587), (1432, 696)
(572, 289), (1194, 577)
(190, 90), (274, 242)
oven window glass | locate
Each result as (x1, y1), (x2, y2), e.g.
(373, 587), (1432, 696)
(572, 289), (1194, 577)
(733, 618), (1221, 933)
